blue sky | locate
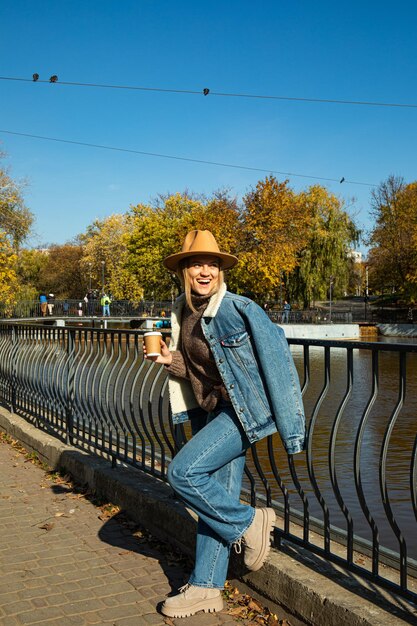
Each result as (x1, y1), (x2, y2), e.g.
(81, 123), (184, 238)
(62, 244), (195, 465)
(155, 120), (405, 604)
(1, 0), (416, 253)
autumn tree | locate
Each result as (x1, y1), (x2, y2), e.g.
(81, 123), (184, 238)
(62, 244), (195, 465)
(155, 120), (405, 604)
(0, 156), (33, 248)
(0, 155), (34, 310)
(231, 177), (309, 299)
(15, 248), (49, 301)
(367, 176), (417, 295)
(35, 241), (85, 298)
(126, 192), (241, 299)
(288, 186), (360, 308)
(0, 232), (19, 314)
(80, 214), (143, 300)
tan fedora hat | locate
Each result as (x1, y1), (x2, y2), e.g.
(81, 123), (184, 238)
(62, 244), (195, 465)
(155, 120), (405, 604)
(163, 230), (238, 272)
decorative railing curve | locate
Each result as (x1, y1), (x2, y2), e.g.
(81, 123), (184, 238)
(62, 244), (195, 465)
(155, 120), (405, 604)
(0, 322), (416, 604)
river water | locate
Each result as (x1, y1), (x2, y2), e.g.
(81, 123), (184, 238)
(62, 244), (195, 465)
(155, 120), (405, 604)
(245, 337), (417, 561)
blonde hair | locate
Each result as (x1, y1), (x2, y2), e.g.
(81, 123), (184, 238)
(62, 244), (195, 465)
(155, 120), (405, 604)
(178, 258), (224, 313)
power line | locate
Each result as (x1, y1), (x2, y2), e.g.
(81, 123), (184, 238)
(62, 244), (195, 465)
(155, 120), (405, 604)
(0, 128), (376, 187)
(0, 75), (416, 110)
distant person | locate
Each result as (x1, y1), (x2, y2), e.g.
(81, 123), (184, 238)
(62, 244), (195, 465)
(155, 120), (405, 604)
(101, 293), (111, 317)
(77, 301), (83, 317)
(85, 290), (94, 316)
(155, 318), (171, 329)
(39, 293), (47, 317)
(282, 300), (291, 323)
(63, 300), (69, 316)
(47, 293), (55, 316)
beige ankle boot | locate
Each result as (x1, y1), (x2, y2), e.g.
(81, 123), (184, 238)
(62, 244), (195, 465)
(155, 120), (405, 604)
(161, 583), (224, 618)
(243, 507), (276, 571)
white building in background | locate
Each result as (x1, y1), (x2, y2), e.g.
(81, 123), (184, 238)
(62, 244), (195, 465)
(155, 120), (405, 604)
(347, 249), (365, 296)
(347, 249), (363, 263)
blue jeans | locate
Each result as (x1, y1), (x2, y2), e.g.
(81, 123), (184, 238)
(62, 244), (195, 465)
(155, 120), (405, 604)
(167, 404), (254, 588)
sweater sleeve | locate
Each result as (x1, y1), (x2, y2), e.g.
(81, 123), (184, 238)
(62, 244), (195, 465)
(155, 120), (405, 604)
(165, 350), (189, 379)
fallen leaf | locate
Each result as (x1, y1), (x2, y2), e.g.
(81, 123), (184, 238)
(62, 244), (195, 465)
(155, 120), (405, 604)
(227, 606), (246, 616)
(55, 512), (65, 517)
(39, 522), (54, 531)
(248, 599), (264, 612)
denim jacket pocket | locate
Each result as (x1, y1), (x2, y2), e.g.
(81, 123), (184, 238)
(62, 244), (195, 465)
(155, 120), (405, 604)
(219, 332), (272, 420)
(220, 329), (249, 347)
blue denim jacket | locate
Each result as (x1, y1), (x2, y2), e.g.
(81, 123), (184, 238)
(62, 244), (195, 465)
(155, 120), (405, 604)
(168, 284), (306, 454)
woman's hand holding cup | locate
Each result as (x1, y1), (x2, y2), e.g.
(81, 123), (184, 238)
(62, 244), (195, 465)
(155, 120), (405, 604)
(143, 332), (172, 365)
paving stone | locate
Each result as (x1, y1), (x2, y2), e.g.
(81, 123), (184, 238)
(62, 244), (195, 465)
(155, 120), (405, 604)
(61, 598), (108, 615)
(115, 616), (165, 626)
(17, 606), (64, 623)
(96, 603), (142, 621)
(2, 599), (33, 616)
(30, 597), (49, 608)
(0, 435), (248, 626)
(0, 617), (22, 626)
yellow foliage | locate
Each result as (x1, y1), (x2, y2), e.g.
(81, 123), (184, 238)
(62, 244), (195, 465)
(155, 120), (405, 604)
(126, 192), (241, 299)
(80, 214), (143, 299)
(232, 177), (310, 296)
(0, 231), (19, 312)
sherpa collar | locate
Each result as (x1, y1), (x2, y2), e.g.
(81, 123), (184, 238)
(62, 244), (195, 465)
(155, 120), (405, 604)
(170, 283), (227, 351)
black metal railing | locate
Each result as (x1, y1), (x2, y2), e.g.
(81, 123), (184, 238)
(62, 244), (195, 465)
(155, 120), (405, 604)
(0, 322), (416, 602)
(0, 300), (358, 324)
(0, 300), (174, 319)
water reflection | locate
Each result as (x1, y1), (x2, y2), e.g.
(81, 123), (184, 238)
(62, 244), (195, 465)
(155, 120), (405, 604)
(247, 344), (417, 560)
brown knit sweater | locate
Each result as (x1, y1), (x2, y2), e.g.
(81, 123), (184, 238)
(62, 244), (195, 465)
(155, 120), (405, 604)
(166, 294), (229, 412)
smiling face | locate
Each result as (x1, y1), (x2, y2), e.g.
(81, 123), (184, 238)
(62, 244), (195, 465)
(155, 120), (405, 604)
(186, 255), (221, 296)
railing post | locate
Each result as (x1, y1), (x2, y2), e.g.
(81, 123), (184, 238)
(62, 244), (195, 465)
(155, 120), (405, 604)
(10, 325), (17, 414)
(65, 328), (76, 445)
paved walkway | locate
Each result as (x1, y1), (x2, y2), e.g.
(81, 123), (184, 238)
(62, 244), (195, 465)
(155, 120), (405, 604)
(0, 436), (285, 626)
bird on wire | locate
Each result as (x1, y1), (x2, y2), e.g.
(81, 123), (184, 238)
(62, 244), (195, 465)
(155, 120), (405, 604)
(203, 88), (210, 96)
(340, 177), (345, 183)
(49, 75), (58, 83)
(32, 73), (39, 81)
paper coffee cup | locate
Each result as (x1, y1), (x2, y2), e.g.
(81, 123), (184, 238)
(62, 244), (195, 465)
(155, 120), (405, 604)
(143, 331), (162, 356)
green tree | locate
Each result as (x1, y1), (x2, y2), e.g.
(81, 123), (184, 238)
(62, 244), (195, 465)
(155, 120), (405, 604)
(367, 176), (417, 295)
(15, 248), (49, 301)
(80, 214), (143, 300)
(0, 157), (33, 248)
(126, 192), (241, 299)
(288, 186), (360, 308)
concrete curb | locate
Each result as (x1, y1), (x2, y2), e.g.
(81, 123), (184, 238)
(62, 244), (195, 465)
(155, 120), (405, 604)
(1, 407), (416, 626)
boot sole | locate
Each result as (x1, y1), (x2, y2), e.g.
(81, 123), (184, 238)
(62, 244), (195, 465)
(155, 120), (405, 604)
(161, 595), (224, 618)
(246, 507), (276, 571)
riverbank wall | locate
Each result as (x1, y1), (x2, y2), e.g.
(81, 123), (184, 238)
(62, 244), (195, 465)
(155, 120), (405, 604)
(280, 323), (417, 340)
(279, 324), (360, 339)
(0, 407), (415, 626)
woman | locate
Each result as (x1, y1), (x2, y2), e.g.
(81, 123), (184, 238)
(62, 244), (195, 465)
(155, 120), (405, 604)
(145, 230), (305, 619)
